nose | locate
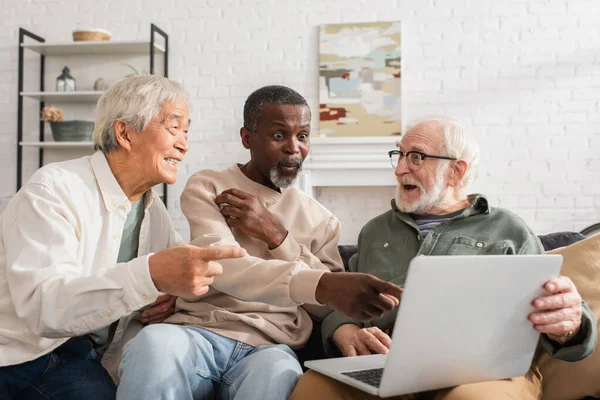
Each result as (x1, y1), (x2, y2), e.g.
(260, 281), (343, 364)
(394, 155), (410, 177)
(284, 137), (300, 154)
(175, 131), (188, 156)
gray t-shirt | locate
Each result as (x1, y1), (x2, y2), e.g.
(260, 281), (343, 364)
(89, 196), (145, 348)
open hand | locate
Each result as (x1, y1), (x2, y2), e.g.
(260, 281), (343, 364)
(316, 272), (403, 322)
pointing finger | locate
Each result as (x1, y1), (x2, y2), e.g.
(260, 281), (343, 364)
(381, 293), (400, 307)
(193, 246), (247, 261)
(370, 278), (403, 300)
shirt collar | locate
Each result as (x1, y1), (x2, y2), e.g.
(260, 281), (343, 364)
(90, 151), (129, 213)
(463, 194), (490, 215)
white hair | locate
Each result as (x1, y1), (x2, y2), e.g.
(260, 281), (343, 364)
(402, 115), (480, 188)
(93, 75), (191, 154)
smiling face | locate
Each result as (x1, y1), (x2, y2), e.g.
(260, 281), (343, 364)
(394, 122), (451, 214)
(241, 102), (311, 189)
(127, 98), (190, 186)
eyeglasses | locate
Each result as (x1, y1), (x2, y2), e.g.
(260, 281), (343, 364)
(388, 150), (457, 171)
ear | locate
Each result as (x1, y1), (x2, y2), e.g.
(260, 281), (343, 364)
(240, 127), (252, 150)
(448, 159), (468, 188)
(114, 121), (133, 152)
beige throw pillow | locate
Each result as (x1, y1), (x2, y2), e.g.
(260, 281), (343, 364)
(537, 235), (600, 400)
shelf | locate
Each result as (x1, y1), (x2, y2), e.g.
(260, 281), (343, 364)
(20, 141), (94, 148)
(20, 91), (103, 103)
(17, 24), (169, 206)
(21, 41), (165, 56)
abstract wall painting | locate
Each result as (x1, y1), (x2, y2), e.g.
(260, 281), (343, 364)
(319, 21), (401, 137)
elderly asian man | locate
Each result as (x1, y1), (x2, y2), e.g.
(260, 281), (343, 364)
(289, 116), (597, 400)
(0, 75), (244, 399)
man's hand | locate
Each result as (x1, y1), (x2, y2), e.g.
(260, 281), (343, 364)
(529, 276), (583, 344)
(333, 324), (392, 356)
(215, 189), (288, 249)
(149, 245), (246, 297)
(316, 272), (403, 322)
(140, 294), (177, 325)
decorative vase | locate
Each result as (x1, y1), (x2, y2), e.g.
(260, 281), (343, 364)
(94, 78), (108, 91)
(49, 121), (94, 142)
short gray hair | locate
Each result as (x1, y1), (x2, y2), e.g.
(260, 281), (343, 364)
(243, 85), (309, 133)
(403, 116), (480, 187)
(93, 75), (191, 154)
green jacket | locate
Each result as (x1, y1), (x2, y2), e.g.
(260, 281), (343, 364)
(322, 195), (597, 362)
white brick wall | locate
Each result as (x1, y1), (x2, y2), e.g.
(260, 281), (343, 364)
(1, 0), (599, 244)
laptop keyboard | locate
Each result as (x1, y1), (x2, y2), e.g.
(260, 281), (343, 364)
(342, 368), (384, 388)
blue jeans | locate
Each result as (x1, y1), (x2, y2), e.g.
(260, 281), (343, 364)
(0, 337), (116, 399)
(117, 324), (303, 400)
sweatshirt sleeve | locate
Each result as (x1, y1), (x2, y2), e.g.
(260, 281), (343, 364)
(269, 215), (344, 320)
(3, 183), (160, 338)
(181, 172), (334, 307)
(268, 215), (344, 273)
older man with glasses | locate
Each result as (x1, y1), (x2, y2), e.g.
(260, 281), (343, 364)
(289, 115), (597, 400)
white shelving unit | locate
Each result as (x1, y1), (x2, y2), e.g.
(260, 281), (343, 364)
(20, 91), (103, 103)
(21, 41), (165, 56)
(20, 141), (94, 148)
(17, 24), (170, 205)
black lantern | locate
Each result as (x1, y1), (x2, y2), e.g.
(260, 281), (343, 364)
(56, 66), (76, 92)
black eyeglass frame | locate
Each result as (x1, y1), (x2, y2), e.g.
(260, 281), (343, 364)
(387, 150), (457, 169)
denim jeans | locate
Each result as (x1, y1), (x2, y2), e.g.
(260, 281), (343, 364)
(117, 324), (304, 400)
(0, 337), (116, 399)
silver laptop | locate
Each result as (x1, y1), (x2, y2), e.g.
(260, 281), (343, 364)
(305, 254), (563, 398)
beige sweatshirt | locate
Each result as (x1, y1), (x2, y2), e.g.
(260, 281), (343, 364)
(166, 164), (343, 349)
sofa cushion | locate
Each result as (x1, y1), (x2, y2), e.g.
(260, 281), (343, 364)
(538, 232), (587, 252)
(338, 245), (358, 271)
(537, 235), (600, 400)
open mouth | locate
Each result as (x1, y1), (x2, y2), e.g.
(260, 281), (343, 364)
(163, 158), (180, 167)
(403, 184), (418, 191)
(277, 159), (302, 173)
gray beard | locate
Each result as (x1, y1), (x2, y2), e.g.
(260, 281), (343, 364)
(269, 165), (302, 188)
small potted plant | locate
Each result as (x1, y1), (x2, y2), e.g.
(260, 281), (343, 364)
(41, 106), (94, 142)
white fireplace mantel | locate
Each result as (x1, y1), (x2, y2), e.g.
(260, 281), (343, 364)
(299, 136), (399, 197)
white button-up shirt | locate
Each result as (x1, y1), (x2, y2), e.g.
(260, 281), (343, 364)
(0, 151), (183, 371)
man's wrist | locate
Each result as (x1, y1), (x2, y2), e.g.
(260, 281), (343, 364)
(547, 327), (579, 345)
(333, 323), (360, 345)
(147, 254), (164, 292)
(315, 273), (331, 305)
(266, 226), (288, 249)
